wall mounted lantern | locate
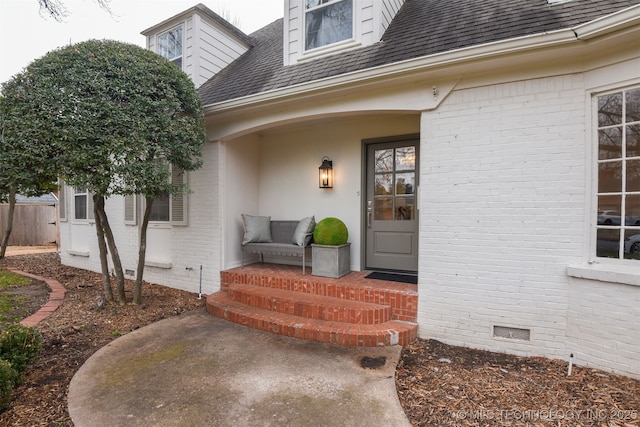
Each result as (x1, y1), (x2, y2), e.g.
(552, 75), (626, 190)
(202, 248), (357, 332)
(319, 157), (333, 189)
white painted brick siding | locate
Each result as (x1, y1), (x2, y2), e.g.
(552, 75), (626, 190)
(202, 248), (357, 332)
(418, 74), (639, 378)
(60, 142), (222, 296)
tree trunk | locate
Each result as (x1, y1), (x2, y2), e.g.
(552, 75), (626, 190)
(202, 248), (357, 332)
(94, 196), (126, 305)
(133, 196), (153, 305)
(93, 195), (114, 303)
(0, 187), (17, 259)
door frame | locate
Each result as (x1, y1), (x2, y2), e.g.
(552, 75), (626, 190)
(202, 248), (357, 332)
(361, 133), (420, 272)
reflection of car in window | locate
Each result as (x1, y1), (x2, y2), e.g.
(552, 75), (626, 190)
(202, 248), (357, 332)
(597, 210), (621, 225)
(625, 234), (640, 255)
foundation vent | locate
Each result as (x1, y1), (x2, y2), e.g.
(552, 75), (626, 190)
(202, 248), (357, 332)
(493, 326), (531, 341)
(125, 269), (135, 276)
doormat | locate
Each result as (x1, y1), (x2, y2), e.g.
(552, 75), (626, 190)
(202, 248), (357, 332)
(365, 271), (417, 284)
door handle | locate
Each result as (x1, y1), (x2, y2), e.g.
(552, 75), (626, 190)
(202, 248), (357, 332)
(367, 201), (372, 228)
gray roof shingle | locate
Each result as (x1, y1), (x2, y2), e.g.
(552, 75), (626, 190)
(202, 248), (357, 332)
(198, 0), (639, 106)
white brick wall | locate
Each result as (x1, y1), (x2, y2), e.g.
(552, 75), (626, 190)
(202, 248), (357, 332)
(566, 279), (640, 377)
(60, 142), (222, 296)
(418, 74), (639, 378)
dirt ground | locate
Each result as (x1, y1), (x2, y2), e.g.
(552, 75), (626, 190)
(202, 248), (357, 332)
(0, 279), (49, 326)
(0, 252), (639, 426)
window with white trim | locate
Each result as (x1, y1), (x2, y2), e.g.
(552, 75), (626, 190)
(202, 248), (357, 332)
(305, 0), (353, 50)
(146, 166), (188, 226)
(73, 187), (94, 221)
(74, 187), (88, 220)
(595, 86), (640, 261)
(158, 26), (183, 69)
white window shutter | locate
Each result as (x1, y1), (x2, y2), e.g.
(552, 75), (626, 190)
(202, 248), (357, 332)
(87, 192), (95, 220)
(170, 167), (188, 226)
(58, 179), (67, 222)
(124, 194), (137, 225)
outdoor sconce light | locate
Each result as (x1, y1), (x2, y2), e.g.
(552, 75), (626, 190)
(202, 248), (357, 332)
(319, 156), (333, 189)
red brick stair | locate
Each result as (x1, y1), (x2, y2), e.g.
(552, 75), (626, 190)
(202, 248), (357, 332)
(206, 264), (418, 347)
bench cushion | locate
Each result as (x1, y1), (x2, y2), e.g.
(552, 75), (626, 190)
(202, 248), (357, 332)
(242, 214), (272, 245)
(292, 216), (315, 246)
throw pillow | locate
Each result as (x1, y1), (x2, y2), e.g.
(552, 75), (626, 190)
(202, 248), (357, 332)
(242, 214), (272, 245)
(292, 216), (316, 246)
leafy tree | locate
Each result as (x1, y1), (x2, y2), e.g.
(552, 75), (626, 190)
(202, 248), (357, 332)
(2, 40), (205, 304)
(0, 96), (58, 259)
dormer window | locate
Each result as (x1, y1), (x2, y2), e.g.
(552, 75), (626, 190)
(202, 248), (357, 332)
(305, 0), (353, 50)
(158, 25), (183, 69)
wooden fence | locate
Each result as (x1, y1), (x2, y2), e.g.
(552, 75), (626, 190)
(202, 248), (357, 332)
(0, 203), (58, 246)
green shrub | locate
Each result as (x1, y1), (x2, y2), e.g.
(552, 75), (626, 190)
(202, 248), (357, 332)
(0, 324), (42, 376)
(313, 217), (349, 245)
(0, 359), (16, 411)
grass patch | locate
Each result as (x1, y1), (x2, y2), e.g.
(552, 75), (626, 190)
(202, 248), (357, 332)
(0, 271), (37, 328)
(0, 295), (29, 325)
(0, 271), (30, 291)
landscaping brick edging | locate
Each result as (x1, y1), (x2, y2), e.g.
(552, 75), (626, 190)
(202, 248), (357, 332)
(5, 268), (66, 327)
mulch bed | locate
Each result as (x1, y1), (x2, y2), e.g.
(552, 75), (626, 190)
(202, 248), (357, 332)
(0, 253), (638, 426)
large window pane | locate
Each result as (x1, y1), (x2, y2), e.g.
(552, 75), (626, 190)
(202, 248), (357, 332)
(598, 92), (622, 127)
(396, 172), (415, 195)
(375, 149), (393, 172)
(625, 88), (640, 123)
(150, 195), (170, 222)
(624, 229), (640, 260)
(305, 0), (353, 50)
(598, 127), (622, 160)
(627, 125), (640, 158)
(395, 146), (416, 171)
(396, 197), (414, 220)
(626, 195), (640, 226)
(598, 195), (621, 225)
(74, 195), (87, 220)
(598, 161), (622, 193)
(627, 159), (640, 192)
(374, 198), (393, 220)
(158, 27), (182, 67)
(597, 229), (620, 258)
(375, 173), (393, 195)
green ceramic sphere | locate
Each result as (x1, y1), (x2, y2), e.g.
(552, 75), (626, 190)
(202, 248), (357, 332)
(313, 217), (348, 245)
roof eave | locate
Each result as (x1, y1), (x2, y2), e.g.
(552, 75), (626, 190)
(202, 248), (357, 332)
(574, 3), (640, 39)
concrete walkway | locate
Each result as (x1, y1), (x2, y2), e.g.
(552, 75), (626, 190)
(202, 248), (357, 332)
(68, 308), (412, 427)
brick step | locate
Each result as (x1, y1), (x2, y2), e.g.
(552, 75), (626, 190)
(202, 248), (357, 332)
(227, 283), (392, 324)
(221, 266), (418, 322)
(206, 292), (417, 347)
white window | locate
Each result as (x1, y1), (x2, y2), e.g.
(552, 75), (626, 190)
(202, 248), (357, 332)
(145, 166), (188, 226)
(73, 187), (94, 221)
(158, 26), (183, 69)
(595, 86), (640, 261)
(305, 0), (353, 50)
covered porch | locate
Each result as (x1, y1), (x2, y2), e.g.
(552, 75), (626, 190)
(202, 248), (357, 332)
(207, 263), (418, 347)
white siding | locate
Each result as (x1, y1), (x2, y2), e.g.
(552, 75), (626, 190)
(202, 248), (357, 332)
(194, 14), (251, 88)
(380, 0), (404, 35)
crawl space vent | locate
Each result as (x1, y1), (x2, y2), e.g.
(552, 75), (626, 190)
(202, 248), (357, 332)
(493, 326), (531, 341)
